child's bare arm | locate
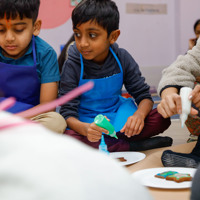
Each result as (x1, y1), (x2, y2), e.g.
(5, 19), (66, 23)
(40, 82), (58, 104)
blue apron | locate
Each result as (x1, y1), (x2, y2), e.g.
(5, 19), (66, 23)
(0, 36), (40, 113)
(78, 47), (137, 132)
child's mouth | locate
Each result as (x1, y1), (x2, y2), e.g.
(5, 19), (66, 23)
(5, 45), (17, 50)
(81, 51), (91, 55)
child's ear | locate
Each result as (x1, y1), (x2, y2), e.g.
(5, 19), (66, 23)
(33, 19), (42, 36)
(109, 29), (120, 44)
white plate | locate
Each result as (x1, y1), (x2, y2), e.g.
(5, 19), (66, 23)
(109, 152), (146, 166)
(131, 167), (197, 189)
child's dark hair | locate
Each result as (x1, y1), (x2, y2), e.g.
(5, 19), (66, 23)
(58, 34), (75, 73)
(194, 19), (200, 32)
(0, 0), (40, 23)
(72, 0), (119, 37)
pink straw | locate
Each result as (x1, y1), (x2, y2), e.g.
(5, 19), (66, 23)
(0, 97), (16, 111)
(0, 121), (33, 131)
(17, 81), (94, 118)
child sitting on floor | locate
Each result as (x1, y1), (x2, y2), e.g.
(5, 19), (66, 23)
(59, 0), (172, 152)
(0, 0), (66, 133)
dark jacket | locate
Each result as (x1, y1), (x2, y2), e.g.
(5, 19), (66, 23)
(59, 42), (152, 120)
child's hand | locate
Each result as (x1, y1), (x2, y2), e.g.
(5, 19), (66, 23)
(120, 112), (144, 138)
(85, 122), (109, 142)
(189, 38), (197, 49)
(190, 85), (200, 113)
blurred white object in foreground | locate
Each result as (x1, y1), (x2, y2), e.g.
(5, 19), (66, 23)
(0, 111), (152, 200)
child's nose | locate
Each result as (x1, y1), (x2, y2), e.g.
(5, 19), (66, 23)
(80, 37), (89, 48)
(5, 31), (15, 42)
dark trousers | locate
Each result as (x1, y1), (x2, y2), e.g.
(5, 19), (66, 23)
(64, 108), (171, 152)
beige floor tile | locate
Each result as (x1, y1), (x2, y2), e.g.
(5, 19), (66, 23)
(162, 119), (190, 146)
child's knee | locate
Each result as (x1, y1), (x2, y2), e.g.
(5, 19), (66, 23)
(32, 112), (67, 133)
(158, 114), (171, 131)
(47, 112), (67, 133)
(148, 108), (171, 131)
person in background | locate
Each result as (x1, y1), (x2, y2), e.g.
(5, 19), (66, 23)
(186, 19), (200, 142)
(189, 19), (200, 50)
(0, 0), (67, 133)
(157, 38), (200, 168)
(59, 0), (172, 152)
(58, 34), (75, 73)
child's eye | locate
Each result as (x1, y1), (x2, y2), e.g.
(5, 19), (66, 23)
(74, 32), (81, 38)
(15, 29), (24, 33)
(89, 33), (96, 38)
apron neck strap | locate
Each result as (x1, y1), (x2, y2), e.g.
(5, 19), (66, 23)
(109, 46), (123, 73)
(79, 46), (123, 80)
(80, 53), (84, 80)
(32, 36), (37, 66)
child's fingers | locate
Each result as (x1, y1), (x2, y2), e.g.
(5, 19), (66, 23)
(87, 124), (102, 142)
(87, 133), (102, 142)
(87, 128), (102, 138)
(90, 122), (109, 134)
(104, 116), (110, 121)
(126, 118), (143, 137)
(120, 124), (126, 133)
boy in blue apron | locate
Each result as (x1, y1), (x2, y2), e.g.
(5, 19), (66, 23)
(0, 0), (66, 133)
(59, 0), (172, 151)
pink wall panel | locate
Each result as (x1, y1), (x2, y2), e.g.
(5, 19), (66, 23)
(38, 0), (73, 29)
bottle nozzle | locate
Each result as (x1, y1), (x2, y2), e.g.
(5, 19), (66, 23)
(99, 135), (109, 154)
(180, 113), (188, 128)
(180, 87), (192, 128)
(111, 132), (118, 139)
(112, 131), (118, 139)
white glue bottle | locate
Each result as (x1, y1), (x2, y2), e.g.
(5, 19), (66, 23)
(180, 87), (192, 128)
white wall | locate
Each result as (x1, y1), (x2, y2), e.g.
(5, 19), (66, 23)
(179, 0), (200, 55)
(114, 0), (178, 67)
(39, 18), (73, 57)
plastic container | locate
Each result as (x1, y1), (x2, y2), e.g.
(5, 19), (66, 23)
(99, 134), (109, 154)
(180, 87), (192, 128)
(94, 114), (118, 139)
